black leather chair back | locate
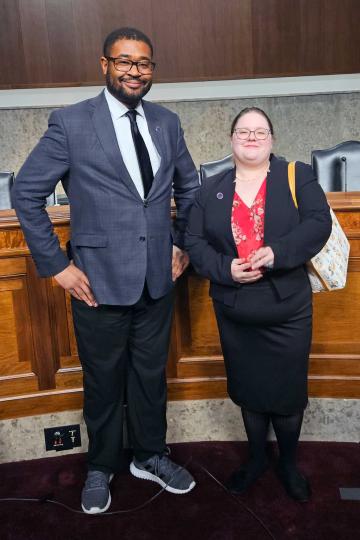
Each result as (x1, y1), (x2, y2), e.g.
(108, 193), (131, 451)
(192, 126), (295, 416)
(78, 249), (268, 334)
(312, 141), (360, 192)
(0, 172), (15, 210)
(199, 154), (233, 183)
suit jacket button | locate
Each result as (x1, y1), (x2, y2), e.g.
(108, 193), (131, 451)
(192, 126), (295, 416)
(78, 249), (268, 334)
(139, 236), (146, 241)
(144, 200), (148, 208)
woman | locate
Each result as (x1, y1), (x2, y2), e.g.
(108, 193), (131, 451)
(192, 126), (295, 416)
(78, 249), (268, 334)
(185, 107), (331, 501)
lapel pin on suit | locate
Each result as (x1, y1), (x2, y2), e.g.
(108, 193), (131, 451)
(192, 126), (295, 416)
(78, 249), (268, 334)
(217, 192), (224, 199)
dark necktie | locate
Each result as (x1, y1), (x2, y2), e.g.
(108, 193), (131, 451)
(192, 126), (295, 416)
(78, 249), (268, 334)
(126, 109), (154, 198)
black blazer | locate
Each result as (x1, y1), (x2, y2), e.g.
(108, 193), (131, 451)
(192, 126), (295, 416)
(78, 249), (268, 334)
(185, 155), (332, 304)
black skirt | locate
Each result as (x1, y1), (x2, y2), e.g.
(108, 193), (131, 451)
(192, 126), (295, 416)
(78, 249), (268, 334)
(213, 278), (312, 415)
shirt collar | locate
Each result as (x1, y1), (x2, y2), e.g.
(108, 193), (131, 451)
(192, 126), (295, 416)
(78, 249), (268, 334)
(104, 88), (145, 119)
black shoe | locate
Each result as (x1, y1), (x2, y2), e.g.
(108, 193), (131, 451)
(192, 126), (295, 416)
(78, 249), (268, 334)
(276, 465), (311, 502)
(226, 461), (268, 495)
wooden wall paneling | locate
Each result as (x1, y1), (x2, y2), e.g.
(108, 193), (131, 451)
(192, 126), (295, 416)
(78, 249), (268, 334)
(0, 374), (39, 398)
(1, 0), (360, 88)
(298, 0), (360, 75)
(97, 0), (126, 44)
(12, 280), (35, 365)
(309, 354), (360, 377)
(0, 272), (38, 398)
(0, 257), (26, 275)
(343, 0), (360, 73)
(153, 0), (254, 82)
(298, 0), (331, 75)
(25, 257), (57, 389)
(0, 389), (84, 419)
(51, 283), (82, 389)
(311, 201), (360, 359)
(186, 273), (221, 356)
(1, 195), (360, 419)
(170, 0), (206, 81)
(199, 0), (254, 81)
(55, 367), (83, 390)
(167, 322), (180, 379)
(308, 377), (360, 398)
(0, 230), (28, 255)
(65, 293), (79, 359)
(167, 273), (192, 378)
(174, 273), (192, 356)
(151, 0), (181, 81)
(335, 212), (360, 234)
(321, 0), (360, 74)
(0, 277), (31, 372)
(176, 271), (225, 379)
(98, 0), (154, 52)
(252, 0), (302, 77)
(72, 0), (103, 83)
(177, 356), (225, 379)
(53, 289), (83, 389)
(48, 219), (80, 372)
(45, 0), (81, 85)
(167, 377), (227, 401)
(18, 0), (51, 86)
(50, 281), (71, 359)
(97, 0), (155, 76)
(115, 0), (154, 40)
(0, 0), (25, 88)
(312, 270), (360, 353)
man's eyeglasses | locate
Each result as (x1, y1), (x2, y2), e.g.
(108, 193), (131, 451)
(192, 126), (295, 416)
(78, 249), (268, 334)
(105, 57), (156, 75)
(232, 128), (271, 141)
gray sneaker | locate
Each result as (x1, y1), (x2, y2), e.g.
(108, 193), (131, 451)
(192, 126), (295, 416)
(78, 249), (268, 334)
(130, 455), (195, 494)
(81, 470), (114, 514)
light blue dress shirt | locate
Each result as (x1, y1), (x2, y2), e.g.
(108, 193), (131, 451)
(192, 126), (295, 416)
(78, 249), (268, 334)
(104, 88), (161, 199)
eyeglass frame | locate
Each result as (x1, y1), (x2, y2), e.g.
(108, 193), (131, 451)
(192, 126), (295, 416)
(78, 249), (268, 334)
(105, 57), (156, 74)
(232, 128), (272, 141)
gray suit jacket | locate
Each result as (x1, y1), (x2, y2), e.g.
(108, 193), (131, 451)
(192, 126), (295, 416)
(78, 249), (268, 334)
(12, 91), (199, 305)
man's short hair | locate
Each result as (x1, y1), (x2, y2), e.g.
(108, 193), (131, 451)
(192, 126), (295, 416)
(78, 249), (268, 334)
(103, 27), (154, 57)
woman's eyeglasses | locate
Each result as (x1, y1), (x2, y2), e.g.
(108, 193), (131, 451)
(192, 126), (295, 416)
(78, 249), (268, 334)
(232, 128), (271, 141)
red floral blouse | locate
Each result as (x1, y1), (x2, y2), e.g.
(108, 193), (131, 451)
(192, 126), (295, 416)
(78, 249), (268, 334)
(231, 178), (267, 261)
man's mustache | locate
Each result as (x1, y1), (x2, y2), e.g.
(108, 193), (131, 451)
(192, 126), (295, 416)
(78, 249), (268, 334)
(118, 76), (146, 83)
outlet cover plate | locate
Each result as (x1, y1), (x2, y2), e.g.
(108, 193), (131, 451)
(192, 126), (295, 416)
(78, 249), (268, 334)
(44, 424), (81, 452)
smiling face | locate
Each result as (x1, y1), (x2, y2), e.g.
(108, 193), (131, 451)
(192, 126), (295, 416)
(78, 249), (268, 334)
(231, 111), (273, 167)
(101, 38), (153, 107)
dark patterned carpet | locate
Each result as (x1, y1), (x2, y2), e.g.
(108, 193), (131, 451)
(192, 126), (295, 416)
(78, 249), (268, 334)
(0, 441), (359, 540)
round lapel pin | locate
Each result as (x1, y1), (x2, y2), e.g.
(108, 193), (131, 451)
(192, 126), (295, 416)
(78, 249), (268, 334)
(217, 192), (224, 199)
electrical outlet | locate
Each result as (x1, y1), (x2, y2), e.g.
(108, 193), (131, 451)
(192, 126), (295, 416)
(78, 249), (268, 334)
(44, 424), (81, 452)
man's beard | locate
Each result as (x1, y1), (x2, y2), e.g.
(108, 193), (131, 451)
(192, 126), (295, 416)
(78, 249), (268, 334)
(106, 71), (152, 107)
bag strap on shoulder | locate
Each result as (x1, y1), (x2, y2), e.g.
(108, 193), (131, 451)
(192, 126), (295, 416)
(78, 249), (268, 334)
(288, 161), (298, 209)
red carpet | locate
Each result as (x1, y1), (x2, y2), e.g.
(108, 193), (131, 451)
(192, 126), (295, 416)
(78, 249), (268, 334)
(0, 441), (359, 540)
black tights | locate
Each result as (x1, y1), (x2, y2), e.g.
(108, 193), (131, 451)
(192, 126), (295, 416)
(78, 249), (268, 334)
(241, 408), (304, 471)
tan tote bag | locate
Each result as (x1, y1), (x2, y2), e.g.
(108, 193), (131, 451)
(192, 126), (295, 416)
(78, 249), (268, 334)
(288, 161), (350, 292)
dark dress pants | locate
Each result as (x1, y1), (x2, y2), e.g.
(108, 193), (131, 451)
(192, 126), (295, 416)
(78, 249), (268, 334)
(71, 286), (174, 473)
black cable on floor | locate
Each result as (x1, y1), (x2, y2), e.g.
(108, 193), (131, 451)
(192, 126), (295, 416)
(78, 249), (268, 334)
(0, 456), (276, 539)
(196, 461), (276, 540)
(0, 488), (167, 516)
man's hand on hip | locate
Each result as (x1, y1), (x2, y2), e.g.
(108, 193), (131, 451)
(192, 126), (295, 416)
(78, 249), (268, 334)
(54, 262), (98, 307)
(172, 245), (190, 281)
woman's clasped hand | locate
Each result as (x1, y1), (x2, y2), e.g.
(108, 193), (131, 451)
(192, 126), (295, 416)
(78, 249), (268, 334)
(231, 246), (275, 283)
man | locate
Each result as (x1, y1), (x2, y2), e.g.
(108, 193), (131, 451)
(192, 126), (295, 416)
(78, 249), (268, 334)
(12, 27), (199, 514)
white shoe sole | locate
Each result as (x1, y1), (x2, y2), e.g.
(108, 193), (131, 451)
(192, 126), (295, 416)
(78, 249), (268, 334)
(129, 462), (195, 494)
(81, 473), (114, 514)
